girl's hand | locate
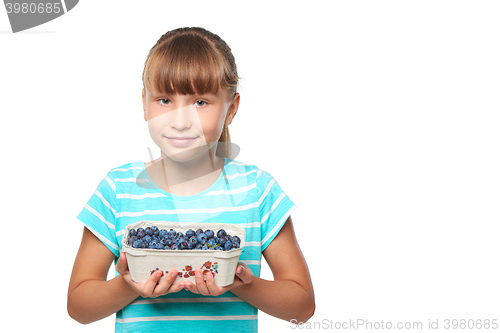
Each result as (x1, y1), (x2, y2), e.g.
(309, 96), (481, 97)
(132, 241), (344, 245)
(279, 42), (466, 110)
(116, 252), (184, 298)
(182, 263), (254, 296)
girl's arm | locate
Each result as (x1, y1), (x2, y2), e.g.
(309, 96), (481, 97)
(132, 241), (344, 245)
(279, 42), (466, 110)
(184, 216), (315, 323)
(67, 227), (183, 324)
(231, 216), (315, 322)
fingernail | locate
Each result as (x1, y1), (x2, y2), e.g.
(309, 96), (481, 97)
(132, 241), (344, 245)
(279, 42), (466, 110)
(236, 266), (244, 274)
(207, 272), (212, 280)
(195, 270), (201, 277)
(171, 271), (177, 278)
(184, 285), (191, 290)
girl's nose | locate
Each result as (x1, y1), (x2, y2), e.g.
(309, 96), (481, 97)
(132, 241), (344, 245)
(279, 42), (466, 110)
(169, 105), (194, 130)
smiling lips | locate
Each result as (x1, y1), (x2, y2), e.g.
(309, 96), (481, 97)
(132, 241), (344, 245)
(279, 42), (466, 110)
(165, 136), (198, 147)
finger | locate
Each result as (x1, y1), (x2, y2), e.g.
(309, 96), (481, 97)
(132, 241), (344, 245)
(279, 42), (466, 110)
(152, 269), (178, 296)
(194, 269), (209, 296)
(205, 272), (225, 296)
(181, 281), (199, 294)
(116, 252), (129, 275)
(140, 270), (163, 297)
(235, 264), (254, 284)
(168, 282), (186, 294)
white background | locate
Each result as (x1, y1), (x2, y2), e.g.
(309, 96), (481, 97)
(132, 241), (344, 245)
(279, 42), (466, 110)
(1, 1), (499, 332)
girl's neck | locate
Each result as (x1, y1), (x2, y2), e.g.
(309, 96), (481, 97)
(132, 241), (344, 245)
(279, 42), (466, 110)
(147, 147), (225, 197)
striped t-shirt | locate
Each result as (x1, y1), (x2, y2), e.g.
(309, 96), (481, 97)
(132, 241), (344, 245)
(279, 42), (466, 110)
(76, 157), (296, 332)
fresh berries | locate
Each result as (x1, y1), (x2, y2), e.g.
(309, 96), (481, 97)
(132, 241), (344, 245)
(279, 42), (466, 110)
(217, 229), (227, 238)
(204, 229), (215, 239)
(197, 232), (207, 244)
(127, 226), (241, 251)
(186, 229), (195, 238)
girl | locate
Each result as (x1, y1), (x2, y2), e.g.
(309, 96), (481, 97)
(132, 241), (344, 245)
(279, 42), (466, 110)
(67, 27), (315, 332)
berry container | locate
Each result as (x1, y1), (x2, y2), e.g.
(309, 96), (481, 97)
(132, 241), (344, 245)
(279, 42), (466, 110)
(121, 220), (245, 287)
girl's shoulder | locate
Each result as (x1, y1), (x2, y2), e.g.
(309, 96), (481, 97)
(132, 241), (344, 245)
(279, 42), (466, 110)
(107, 161), (145, 174)
(226, 158), (275, 185)
(103, 161), (149, 185)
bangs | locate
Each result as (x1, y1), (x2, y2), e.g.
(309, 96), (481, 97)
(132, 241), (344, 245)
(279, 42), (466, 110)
(143, 34), (236, 96)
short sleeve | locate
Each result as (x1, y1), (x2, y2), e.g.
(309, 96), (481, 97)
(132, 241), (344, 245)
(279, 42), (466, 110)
(257, 170), (297, 251)
(76, 172), (120, 257)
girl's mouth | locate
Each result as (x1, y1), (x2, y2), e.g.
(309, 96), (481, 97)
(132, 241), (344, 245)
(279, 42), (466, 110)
(165, 136), (199, 147)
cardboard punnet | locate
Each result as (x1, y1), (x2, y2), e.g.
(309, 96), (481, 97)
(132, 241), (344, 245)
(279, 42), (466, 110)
(121, 221), (245, 287)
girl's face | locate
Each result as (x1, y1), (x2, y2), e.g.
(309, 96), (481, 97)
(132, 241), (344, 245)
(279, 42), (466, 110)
(142, 87), (239, 162)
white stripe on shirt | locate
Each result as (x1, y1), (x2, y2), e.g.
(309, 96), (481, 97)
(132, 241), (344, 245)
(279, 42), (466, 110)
(95, 190), (116, 216)
(204, 183), (256, 196)
(131, 297), (244, 305)
(116, 315), (258, 323)
(115, 202), (259, 218)
(104, 175), (116, 192)
(117, 192), (166, 199)
(261, 205), (296, 246)
(224, 170), (256, 180)
(85, 204), (115, 230)
(114, 177), (149, 183)
(81, 223), (120, 251)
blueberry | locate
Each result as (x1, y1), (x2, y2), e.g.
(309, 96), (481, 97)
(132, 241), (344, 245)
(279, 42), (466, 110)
(145, 227), (153, 236)
(186, 229), (195, 238)
(205, 229), (214, 239)
(217, 229), (227, 238)
(132, 240), (143, 248)
(155, 242), (165, 250)
(220, 235), (231, 245)
(231, 241), (240, 249)
(201, 245), (209, 250)
(129, 229), (137, 237)
(142, 235), (152, 244)
(137, 230), (145, 239)
(128, 236), (137, 245)
(161, 238), (173, 247)
(189, 236), (198, 245)
(159, 229), (168, 238)
(224, 241), (233, 251)
(197, 233), (207, 243)
(231, 236), (241, 244)
(167, 229), (176, 239)
(213, 245), (223, 251)
(149, 240), (158, 249)
(207, 238), (217, 248)
(196, 228), (204, 235)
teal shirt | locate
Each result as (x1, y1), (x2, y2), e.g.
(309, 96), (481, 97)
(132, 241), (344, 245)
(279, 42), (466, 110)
(77, 158), (296, 332)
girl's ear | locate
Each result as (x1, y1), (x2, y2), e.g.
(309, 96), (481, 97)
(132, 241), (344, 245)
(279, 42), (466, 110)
(225, 92), (240, 126)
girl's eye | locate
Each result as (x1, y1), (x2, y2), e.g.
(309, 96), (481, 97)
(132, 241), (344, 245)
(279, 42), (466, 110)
(195, 100), (207, 107)
(159, 99), (171, 105)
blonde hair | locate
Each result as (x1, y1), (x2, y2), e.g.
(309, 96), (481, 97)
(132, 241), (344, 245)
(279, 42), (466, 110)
(142, 27), (239, 158)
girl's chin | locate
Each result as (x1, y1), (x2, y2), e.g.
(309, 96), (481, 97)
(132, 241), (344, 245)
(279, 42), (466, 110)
(159, 147), (210, 163)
